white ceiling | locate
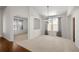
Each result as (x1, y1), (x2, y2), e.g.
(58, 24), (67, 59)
(33, 6), (70, 16)
(0, 6), (74, 16)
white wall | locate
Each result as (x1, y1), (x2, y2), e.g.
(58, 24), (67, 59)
(3, 6), (29, 41)
(67, 15), (73, 40)
(60, 13), (72, 39)
(40, 20), (46, 35)
(28, 7), (41, 39)
(0, 9), (3, 37)
(72, 8), (79, 48)
(61, 13), (67, 39)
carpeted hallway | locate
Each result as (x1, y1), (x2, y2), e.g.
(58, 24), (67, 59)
(15, 35), (79, 52)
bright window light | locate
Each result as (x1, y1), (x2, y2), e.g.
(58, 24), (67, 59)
(47, 17), (58, 32)
(48, 23), (52, 31)
(53, 18), (58, 32)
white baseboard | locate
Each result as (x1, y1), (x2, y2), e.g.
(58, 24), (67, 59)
(2, 35), (13, 42)
(74, 41), (79, 49)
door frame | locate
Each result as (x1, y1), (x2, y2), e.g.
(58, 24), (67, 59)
(73, 17), (75, 42)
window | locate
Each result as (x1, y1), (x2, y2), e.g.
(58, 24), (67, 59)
(48, 19), (52, 31)
(48, 22), (52, 31)
(13, 19), (18, 31)
(47, 17), (58, 32)
(52, 18), (58, 32)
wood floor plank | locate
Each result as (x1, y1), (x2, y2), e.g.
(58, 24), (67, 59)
(0, 37), (31, 52)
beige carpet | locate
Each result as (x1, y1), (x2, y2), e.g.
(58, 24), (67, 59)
(15, 35), (79, 52)
(15, 33), (28, 43)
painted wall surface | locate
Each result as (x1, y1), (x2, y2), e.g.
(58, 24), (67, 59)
(0, 9), (3, 37)
(72, 8), (79, 48)
(3, 7), (15, 41)
(3, 6), (29, 41)
(40, 20), (46, 35)
(67, 15), (73, 40)
(28, 7), (41, 39)
(60, 13), (72, 39)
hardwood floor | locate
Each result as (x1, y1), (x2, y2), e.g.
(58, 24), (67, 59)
(0, 37), (31, 52)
